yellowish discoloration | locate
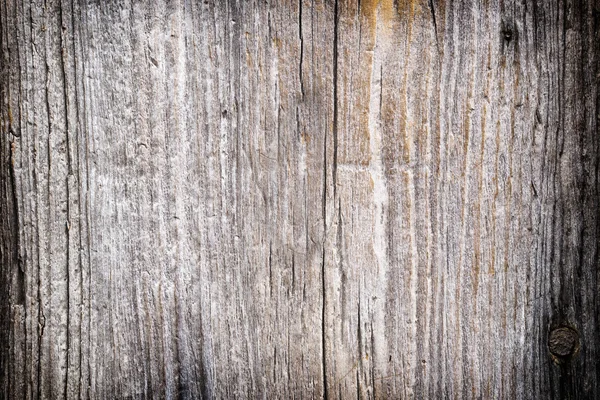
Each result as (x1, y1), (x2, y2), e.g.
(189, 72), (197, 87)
(11, 141), (16, 167)
(341, 0), (431, 169)
(337, 0), (379, 166)
(357, 0), (401, 36)
(300, 131), (311, 144)
(380, 0), (398, 32)
(356, 50), (374, 166)
(402, 1), (417, 165)
(7, 106), (13, 128)
(246, 49), (253, 68)
(394, 0), (421, 18)
(359, 0), (379, 24)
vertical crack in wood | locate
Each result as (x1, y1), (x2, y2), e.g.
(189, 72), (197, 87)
(42, 2), (55, 397)
(321, 74), (329, 400)
(298, 0), (304, 98)
(57, 2), (73, 397)
(0, 0), (22, 390)
(428, 0), (439, 54)
(75, 6), (87, 399)
(321, 247), (328, 400)
(369, 317), (376, 399)
(367, 8), (388, 396)
(9, 142), (22, 303)
(332, 0), (339, 200)
(355, 369), (360, 400)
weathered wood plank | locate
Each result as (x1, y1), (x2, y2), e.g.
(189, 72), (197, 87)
(1, 0), (598, 398)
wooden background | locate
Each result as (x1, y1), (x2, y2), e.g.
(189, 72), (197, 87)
(1, 0), (598, 398)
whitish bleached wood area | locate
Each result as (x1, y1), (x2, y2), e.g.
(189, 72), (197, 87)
(1, 0), (599, 399)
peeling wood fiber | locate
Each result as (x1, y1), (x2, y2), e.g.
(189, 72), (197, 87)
(1, 0), (599, 399)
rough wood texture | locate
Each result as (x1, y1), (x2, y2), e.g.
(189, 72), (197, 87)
(1, 0), (599, 398)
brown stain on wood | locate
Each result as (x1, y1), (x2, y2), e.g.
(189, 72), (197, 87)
(7, 106), (13, 128)
(359, 0), (379, 28)
(358, 0), (420, 33)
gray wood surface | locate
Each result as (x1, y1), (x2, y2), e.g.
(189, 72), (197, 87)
(1, 0), (598, 398)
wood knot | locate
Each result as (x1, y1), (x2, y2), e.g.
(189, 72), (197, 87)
(500, 19), (516, 44)
(548, 327), (579, 361)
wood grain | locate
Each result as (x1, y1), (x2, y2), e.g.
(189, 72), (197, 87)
(1, 0), (598, 398)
